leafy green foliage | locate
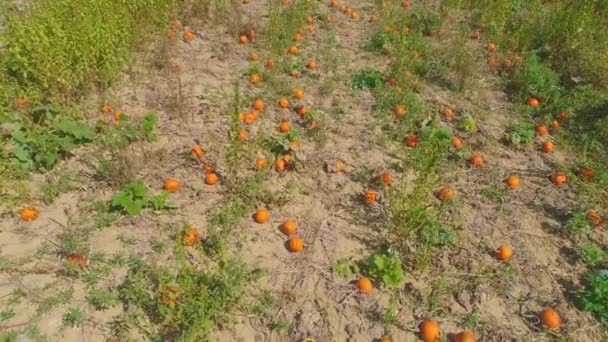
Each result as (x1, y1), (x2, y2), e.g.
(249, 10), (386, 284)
(86, 288), (119, 310)
(62, 307), (86, 327)
(110, 181), (173, 215)
(263, 129), (300, 156)
(97, 113), (158, 147)
(509, 54), (563, 105)
(505, 122), (535, 147)
(332, 258), (360, 278)
(576, 270), (608, 321)
(352, 68), (384, 90)
(363, 251), (406, 288)
(580, 243), (608, 267)
(566, 211), (592, 235)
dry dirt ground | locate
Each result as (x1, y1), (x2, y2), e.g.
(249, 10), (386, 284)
(0, 0), (607, 341)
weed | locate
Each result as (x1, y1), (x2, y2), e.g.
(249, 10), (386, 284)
(86, 288), (119, 310)
(462, 312), (481, 329)
(363, 250), (406, 289)
(576, 270), (608, 321)
(332, 258), (360, 279)
(505, 122), (535, 147)
(62, 307), (86, 328)
(480, 186), (505, 203)
(110, 181), (174, 216)
(352, 68), (384, 90)
(579, 243), (608, 267)
(37, 289), (74, 315)
(0, 308), (15, 323)
(40, 172), (78, 204)
(565, 211), (592, 235)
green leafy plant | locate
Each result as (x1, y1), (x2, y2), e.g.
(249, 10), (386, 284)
(352, 68), (383, 90)
(505, 122), (535, 147)
(363, 251), (406, 288)
(566, 211), (592, 235)
(580, 243), (608, 267)
(110, 181), (173, 215)
(86, 288), (119, 310)
(332, 258), (360, 278)
(96, 113), (158, 147)
(62, 307), (86, 327)
(576, 270), (608, 321)
(263, 129), (301, 156)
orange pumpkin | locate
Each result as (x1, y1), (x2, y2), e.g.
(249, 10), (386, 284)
(164, 178), (181, 192)
(101, 103), (112, 113)
(394, 104), (407, 118)
(279, 120), (290, 133)
(401, 1), (411, 8)
(379, 337), (393, 342)
(441, 107), (454, 120)
(405, 135), (418, 148)
(496, 245), (513, 260)
(288, 45), (298, 55)
(237, 130), (249, 141)
(541, 141), (554, 153)
(336, 160), (345, 173)
(67, 254), (89, 269)
(255, 157), (268, 171)
(296, 106), (308, 116)
(587, 210), (602, 226)
(471, 31), (481, 40)
(191, 144), (204, 159)
(205, 173), (219, 185)
(254, 209), (270, 223)
(454, 331), (476, 342)
(487, 42), (496, 52)
(294, 88), (304, 99)
(293, 33), (302, 42)
(551, 120), (559, 129)
(437, 186), (454, 201)
(357, 276), (373, 295)
(527, 97), (540, 108)
(287, 237), (304, 252)
(306, 59), (317, 70)
(19, 207), (39, 222)
(253, 99), (265, 111)
(551, 171), (567, 186)
(380, 172), (393, 186)
(249, 51), (259, 61)
(290, 69), (300, 77)
(183, 31), (195, 41)
(363, 190), (377, 205)
(239, 35), (249, 44)
(469, 154), (485, 168)
(540, 308), (561, 330)
(249, 73), (261, 85)
(452, 137), (463, 149)
(183, 227), (200, 246)
(281, 220), (297, 235)
(418, 320), (440, 342)
(536, 124), (549, 137)
(579, 166), (594, 180)
(275, 159), (286, 172)
(505, 175), (520, 189)
(266, 58), (275, 69)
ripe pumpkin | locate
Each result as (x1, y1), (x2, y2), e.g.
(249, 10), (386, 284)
(394, 104), (407, 118)
(307, 25), (314, 33)
(266, 58), (275, 69)
(340, 5), (347, 12)
(387, 77), (397, 86)
(306, 59), (317, 70)
(294, 88), (304, 99)
(183, 227), (200, 246)
(279, 120), (290, 133)
(551, 120), (559, 129)
(487, 56), (498, 67)
(505, 175), (520, 189)
(249, 51), (259, 61)
(536, 124), (549, 137)
(558, 111), (569, 121)
(249, 73), (261, 84)
(164, 178), (181, 192)
(296, 106), (308, 116)
(527, 97), (540, 108)
(401, 1), (411, 8)
(405, 135), (418, 148)
(19, 207), (39, 222)
(330, 0), (337, 7)
(452, 137), (463, 149)
(357, 277), (373, 295)
(287, 237), (304, 252)
(160, 284), (180, 304)
(487, 42), (496, 52)
(253, 99), (265, 111)
(255, 157), (268, 171)
(419, 320), (440, 342)
(290, 69), (300, 77)
(289, 140), (300, 149)
(237, 130), (249, 141)
(579, 166), (594, 180)
(351, 11), (359, 19)
(254, 209), (270, 223)
(183, 31), (195, 41)
(282, 153), (293, 163)
(239, 35), (249, 44)
(551, 171), (567, 186)
(101, 103), (112, 113)
(469, 154), (484, 168)
(380, 172), (393, 186)
(288, 45), (298, 55)
(191, 144), (204, 159)
(441, 107), (454, 120)
(437, 186), (454, 201)
(380, 337), (392, 342)
(279, 98), (290, 109)
(541, 141), (554, 153)
(336, 160), (345, 173)
(244, 112), (256, 124)
(369, 15), (379, 23)
(293, 33), (302, 42)
(502, 58), (514, 69)
(205, 173), (219, 185)
(113, 110), (124, 122)
(540, 308), (561, 330)
(67, 254), (89, 269)
(275, 159), (286, 172)
(471, 31), (481, 40)
(306, 15), (314, 25)
(282, 220), (297, 235)
(454, 331), (476, 342)
(496, 245), (513, 260)
(587, 210), (602, 226)
(167, 30), (177, 39)
(363, 190), (377, 205)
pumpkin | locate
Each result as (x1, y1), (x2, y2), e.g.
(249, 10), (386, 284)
(487, 56), (498, 67)
(308, 120), (318, 129)
(249, 51), (259, 61)
(495, 245), (513, 260)
(67, 254), (89, 268)
(357, 277), (373, 295)
(505, 175), (520, 189)
(405, 135), (418, 148)
(205, 173), (219, 185)
(452, 137), (463, 149)
(244, 113), (256, 124)
(340, 5), (347, 12)
(541, 141), (554, 153)
(394, 105), (407, 118)
(287, 237), (304, 252)
(183, 31), (195, 41)
(266, 58), (275, 69)
(535, 124), (549, 137)
(239, 35), (249, 44)
(551, 171), (567, 186)
(540, 308), (561, 330)
(289, 140), (299, 149)
(294, 88), (304, 99)
(558, 111), (568, 121)
(306, 59), (317, 70)
(237, 130), (249, 141)
(183, 227), (200, 246)
(404, 70), (413, 78)
(330, 0), (337, 6)
(468, 154), (485, 168)
(296, 106), (308, 116)
(587, 210), (602, 226)
(19, 207), (39, 222)
(401, 1), (411, 8)
(250, 73), (261, 84)
(167, 30), (177, 39)
(579, 166), (594, 180)
(306, 15), (314, 25)
(437, 186), (454, 201)
(487, 42), (496, 52)
(160, 284), (180, 304)
(471, 31), (481, 40)
(307, 25), (314, 33)
(514, 54), (523, 63)
(191, 144), (204, 159)
(441, 107), (454, 120)
(387, 77), (396, 86)
(278, 97), (290, 108)
(113, 109), (124, 122)
(282, 153), (293, 162)
(293, 33), (302, 42)
(282, 220), (297, 235)
(380, 172), (393, 186)
(101, 103), (112, 113)
(351, 11), (359, 19)
(363, 190), (377, 205)
(164, 178), (181, 192)
(255, 157), (268, 171)
(288, 45), (298, 55)
(275, 159), (286, 172)
(527, 97), (540, 108)
(418, 320), (440, 342)
(254, 209), (270, 223)
(336, 160), (345, 173)
(279, 120), (290, 133)
(369, 15), (379, 22)
(551, 120), (559, 129)
(290, 69), (300, 77)
(454, 331), (476, 342)
(253, 99), (265, 111)
(380, 337), (393, 342)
